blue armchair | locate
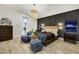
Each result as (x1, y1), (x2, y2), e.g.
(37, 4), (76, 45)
(30, 39), (43, 53)
(21, 31), (32, 43)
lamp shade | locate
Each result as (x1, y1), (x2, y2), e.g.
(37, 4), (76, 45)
(41, 24), (45, 29)
(58, 23), (63, 29)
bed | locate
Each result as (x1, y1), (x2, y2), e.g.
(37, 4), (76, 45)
(39, 26), (58, 46)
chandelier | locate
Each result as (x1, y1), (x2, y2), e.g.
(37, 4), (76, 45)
(29, 4), (38, 20)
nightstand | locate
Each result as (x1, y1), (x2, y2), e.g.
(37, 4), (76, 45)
(58, 29), (64, 38)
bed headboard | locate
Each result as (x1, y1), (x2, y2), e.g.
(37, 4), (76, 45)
(44, 26), (58, 36)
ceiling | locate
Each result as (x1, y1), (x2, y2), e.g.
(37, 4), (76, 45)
(0, 4), (79, 18)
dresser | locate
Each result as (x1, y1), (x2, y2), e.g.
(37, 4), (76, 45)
(0, 26), (13, 42)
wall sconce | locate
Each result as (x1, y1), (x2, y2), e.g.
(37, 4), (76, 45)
(41, 24), (45, 29)
(58, 23), (63, 29)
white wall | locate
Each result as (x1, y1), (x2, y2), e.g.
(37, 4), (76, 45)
(22, 17), (37, 35)
(25, 18), (37, 33)
(0, 6), (37, 38)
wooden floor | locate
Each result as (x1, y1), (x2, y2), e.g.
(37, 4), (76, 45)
(0, 38), (79, 54)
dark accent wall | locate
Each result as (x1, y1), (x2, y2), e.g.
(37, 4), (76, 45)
(37, 9), (79, 39)
(38, 9), (79, 27)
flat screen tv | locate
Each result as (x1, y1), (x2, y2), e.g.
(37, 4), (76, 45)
(65, 20), (77, 32)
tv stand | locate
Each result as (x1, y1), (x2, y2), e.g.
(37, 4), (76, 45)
(64, 20), (78, 44)
(64, 32), (77, 44)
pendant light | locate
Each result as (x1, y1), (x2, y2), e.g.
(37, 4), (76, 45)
(29, 4), (38, 20)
